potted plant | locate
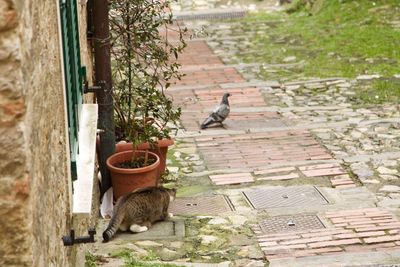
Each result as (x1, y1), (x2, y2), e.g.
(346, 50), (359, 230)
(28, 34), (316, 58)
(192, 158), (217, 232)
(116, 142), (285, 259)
(105, 0), (186, 198)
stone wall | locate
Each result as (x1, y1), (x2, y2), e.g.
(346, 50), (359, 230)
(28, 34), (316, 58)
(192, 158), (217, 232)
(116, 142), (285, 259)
(0, 0), (95, 266)
(0, 0), (33, 265)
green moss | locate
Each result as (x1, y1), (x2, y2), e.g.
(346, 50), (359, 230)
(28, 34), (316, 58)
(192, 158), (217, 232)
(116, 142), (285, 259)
(85, 252), (98, 267)
(114, 250), (184, 267)
(176, 184), (213, 197)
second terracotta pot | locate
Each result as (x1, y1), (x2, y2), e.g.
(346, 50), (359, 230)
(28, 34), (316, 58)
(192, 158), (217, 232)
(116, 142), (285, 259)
(115, 138), (174, 181)
(106, 150), (160, 200)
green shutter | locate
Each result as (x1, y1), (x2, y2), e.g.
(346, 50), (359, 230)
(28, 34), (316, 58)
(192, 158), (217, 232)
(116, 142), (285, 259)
(60, 0), (85, 181)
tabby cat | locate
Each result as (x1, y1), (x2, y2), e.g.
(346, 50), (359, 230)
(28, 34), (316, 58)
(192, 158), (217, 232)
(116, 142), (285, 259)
(102, 186), (176, 242)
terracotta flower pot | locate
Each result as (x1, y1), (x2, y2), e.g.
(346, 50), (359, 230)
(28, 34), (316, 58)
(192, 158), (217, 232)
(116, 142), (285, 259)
(106, 150), (160, 200)
(115, 138), (174, 181)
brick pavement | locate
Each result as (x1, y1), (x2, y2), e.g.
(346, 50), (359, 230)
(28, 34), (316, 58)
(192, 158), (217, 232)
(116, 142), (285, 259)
(254, 208), (400, 260)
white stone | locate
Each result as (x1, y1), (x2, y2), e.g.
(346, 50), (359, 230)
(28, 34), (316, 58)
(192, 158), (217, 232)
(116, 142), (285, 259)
(283, 56), (296, 62)
(135, 240), (163, 247)
(350, 130), (363, 139)
(189, 154), (200, 161)
(377, 166), (398, 175)
(285, 85), (301, 90)
(363, 179), (380, 184)
(379, 185), (400, 192)
(380, 175), (398, 181)
(169, 241), (184, 249)
(181, 167), (192, 173)
(337, 82), (352, 88)
(356, 74), (381, 80)
(228, 215), (248, 226)
(167, 166), (180, 173)
(199, 235), (218, 245)
(348, 117), (364, 124)
(316, 133), (331, 140)
(382, 160), (398, 167)
(208, 218), (228, 225)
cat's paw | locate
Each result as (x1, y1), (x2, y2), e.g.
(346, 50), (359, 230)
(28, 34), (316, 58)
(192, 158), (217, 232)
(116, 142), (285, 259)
(130, 224), (148, 233)
(168, 212), (174, 218)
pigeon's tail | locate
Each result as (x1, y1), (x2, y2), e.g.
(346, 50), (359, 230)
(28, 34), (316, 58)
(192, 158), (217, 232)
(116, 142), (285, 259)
(200, 116), (214, 129)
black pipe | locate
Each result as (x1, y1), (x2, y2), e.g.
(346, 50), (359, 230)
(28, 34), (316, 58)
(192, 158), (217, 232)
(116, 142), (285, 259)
(92, 0), (115, 197)
(62, 228), (96, 246)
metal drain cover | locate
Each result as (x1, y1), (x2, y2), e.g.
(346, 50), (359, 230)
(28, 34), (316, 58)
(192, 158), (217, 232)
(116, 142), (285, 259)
(169, 195), (234, 215)
(259, 214), (325, 233)
(243, 186), (329, 209)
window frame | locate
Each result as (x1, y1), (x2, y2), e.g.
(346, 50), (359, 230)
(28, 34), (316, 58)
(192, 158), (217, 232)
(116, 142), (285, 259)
(59, 0), (85, 180)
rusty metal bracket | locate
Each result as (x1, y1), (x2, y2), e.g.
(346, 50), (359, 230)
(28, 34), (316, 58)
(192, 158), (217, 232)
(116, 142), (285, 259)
(84, 80), (106, 94)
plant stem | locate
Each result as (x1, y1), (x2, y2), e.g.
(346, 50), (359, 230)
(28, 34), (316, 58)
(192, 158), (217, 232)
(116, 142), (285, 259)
(144, 149), (149, 166)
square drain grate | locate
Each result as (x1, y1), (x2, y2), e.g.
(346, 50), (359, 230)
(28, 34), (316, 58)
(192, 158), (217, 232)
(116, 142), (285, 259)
(169, 195), (234, 215)
(258, 214), (325, 234)
(243, 186), (329, 209)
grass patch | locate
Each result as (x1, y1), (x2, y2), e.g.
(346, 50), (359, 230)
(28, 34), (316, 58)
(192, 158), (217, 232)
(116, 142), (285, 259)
(114, 250), (184, 267)
(351, 79), (400, 106)
(85, 252), (98, 267)
(176, 184), (212, 197)
(240, 0), (400, 79)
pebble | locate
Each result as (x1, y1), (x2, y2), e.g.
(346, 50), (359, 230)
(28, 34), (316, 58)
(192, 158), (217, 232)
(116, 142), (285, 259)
(234, 259), (265, 267)
(380, 175), (398, 181)
(285, 85), (301, 90)
(363, 179), (380, 184)
(283, 56), (296, 62)
(379, 185), (400, 192)
(181, 167), (193, 173)
(351, 130), (363, 139)
(208, 218), (229, 225)
(159, 248), (181, 261)
(168, 166), (180, 173)
(316, 133), (331, 140)
(357, 74), (381, 80)
(377, 166), (398, 175)
(199, 235), (218, 245)
(189, 154), (200, 161)
(135, 240), (163, 247)
(170, 241), (184, 249)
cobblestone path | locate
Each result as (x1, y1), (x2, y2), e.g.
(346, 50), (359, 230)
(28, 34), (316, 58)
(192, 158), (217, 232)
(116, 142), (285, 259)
(93, 1), (400, 266)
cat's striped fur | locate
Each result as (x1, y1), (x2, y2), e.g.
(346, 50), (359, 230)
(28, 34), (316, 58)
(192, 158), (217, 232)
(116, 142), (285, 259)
(102, 186), (176, 242)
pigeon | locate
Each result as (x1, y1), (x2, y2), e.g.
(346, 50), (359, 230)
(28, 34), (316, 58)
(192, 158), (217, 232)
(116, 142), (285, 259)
(200, 92), (231, 129)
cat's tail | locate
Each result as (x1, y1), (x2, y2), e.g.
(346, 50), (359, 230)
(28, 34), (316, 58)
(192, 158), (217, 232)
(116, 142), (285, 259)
(102, 196), (126, 242)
